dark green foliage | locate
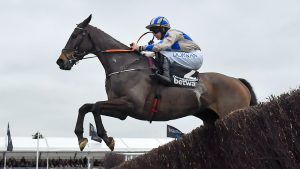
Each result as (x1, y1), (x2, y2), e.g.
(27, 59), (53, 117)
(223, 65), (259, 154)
(115, 88), (300, 169)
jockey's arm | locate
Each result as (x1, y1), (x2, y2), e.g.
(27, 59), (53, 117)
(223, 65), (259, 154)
(141, 31), (179, 52)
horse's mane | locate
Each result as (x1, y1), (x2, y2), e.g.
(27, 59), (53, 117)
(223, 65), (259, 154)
(86, 25), (148, 71)
(88, 25), (134, 51)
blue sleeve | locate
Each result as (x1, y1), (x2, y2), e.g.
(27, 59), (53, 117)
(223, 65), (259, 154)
(145, 44), (154, 51)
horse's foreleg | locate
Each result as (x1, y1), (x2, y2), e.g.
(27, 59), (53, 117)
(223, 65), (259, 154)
(91, 97), (134, 151)
(74, 103), (93, 151)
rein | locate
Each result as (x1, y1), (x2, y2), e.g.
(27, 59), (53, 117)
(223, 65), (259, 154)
(82, 31), (153, 60)
(62, 26), (154, 77)
(81, 49), (136, 60)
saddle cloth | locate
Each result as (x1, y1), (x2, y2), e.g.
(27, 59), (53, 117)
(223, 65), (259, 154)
(148, 57), (201, 88)
(169, 63), (200, 88)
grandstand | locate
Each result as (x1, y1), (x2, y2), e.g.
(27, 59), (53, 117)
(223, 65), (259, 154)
(0, 137), (173, 168)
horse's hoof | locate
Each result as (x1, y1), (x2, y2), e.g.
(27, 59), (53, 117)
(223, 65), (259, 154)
(79, 138), (88, 151)
(106, 137), (115, 151)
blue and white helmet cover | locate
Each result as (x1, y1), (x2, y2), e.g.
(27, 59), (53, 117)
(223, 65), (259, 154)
(146, 16), (170, 29)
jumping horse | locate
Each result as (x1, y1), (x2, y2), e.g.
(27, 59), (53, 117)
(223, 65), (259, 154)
(56, 15), (257, 151)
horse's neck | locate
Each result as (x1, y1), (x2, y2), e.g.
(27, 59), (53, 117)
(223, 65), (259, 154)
(89, 25), (128, 50)
(88, 25), (143, 74)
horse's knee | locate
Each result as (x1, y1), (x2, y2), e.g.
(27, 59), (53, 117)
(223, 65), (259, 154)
(90, 102), (102, 113)
(79, 103), (93, 114)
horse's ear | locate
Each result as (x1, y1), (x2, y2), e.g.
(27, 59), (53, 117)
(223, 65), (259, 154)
(78, 14), (92, 28)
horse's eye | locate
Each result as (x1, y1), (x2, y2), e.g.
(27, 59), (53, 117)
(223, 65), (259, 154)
(71, 34), (77, 39)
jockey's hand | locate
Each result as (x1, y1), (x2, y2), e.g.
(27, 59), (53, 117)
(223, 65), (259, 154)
(130, 42), (139, 51)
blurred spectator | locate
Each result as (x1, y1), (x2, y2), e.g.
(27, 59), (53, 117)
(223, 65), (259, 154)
(1, 157), (93, 168)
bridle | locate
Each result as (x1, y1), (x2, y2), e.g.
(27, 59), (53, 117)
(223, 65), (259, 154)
(61, 26), (96, 64)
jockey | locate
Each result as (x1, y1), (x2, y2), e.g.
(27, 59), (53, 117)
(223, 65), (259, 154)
(131, 16), (203, 84)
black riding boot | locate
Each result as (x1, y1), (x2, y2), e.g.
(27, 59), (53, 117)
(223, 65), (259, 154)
(152, 57), (172, 84)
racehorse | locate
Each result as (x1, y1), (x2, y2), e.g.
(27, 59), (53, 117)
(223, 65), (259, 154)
(56, 15), (257, 151)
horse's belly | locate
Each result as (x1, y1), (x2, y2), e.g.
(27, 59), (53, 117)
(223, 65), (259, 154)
(154, 88), (201, 120)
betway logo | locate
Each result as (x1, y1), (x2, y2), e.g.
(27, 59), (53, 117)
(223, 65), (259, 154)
(173, 75), (198, 87)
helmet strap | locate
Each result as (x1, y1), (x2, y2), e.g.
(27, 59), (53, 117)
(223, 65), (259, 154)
(160, 27), (169, 38)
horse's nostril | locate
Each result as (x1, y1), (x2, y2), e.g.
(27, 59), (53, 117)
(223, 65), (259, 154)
(56, 59), (64, 66)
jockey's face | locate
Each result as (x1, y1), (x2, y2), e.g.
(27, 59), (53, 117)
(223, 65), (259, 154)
(151, 27), (162, 40)
(154, 31), (162, 40)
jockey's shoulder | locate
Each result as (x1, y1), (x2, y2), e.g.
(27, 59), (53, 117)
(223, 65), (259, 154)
(165, 29), (184, 37)
(167, 29), (182, 34)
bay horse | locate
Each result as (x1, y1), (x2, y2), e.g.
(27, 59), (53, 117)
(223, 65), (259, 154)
(56, 15), (257, 151)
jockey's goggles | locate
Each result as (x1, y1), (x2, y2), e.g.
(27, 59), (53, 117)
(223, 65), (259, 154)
(150, 27), (161, 34)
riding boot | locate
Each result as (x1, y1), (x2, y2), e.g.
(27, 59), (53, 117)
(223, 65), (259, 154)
(154, 57), (172, 84)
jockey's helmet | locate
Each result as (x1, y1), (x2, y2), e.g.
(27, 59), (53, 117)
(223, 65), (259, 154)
(146, 16), (170, 30)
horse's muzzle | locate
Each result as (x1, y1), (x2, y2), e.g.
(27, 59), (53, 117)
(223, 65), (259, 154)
(56, 58), (74, 70)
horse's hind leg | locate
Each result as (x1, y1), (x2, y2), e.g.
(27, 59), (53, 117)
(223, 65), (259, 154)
(74, 103), (93, 151)
(194, 108), (219, 127)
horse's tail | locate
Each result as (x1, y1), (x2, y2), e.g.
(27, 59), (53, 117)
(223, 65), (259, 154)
(238, 78), (258, 106)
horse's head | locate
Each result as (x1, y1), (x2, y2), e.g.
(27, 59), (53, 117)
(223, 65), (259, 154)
(56, 15), (95, 70)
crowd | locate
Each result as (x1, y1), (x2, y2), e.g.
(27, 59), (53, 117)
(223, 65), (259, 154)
(0, 157), (105, 168)
(0, 152), (126, 168)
